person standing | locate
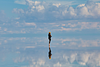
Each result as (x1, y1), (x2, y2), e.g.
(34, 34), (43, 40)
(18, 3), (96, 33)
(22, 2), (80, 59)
(48, 32), (52, 45)
(48, 32), (52, 59)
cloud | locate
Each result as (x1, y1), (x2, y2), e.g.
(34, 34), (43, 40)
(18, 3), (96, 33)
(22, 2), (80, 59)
(4, 40), (7, 43)
(12, 8), (24, 14)
(0, 36), (100, 67)
(12, 1), (100, 22)
(24, 22), (36, 27)
(1, 1), (100, 34)
(12, 46), (100, 67)
(1, 35), (100, 50)
(53, 3), (61, 7)
(34, 1), (41, 5)
(36, 5), (45, 12)
(53, 62), (62, 67)
(39, 22), (100, 32)
(77, 4), (85, 7)
(0, 10), (8, 22)
(4, 28), (7, 31)
(0, 20), (100, 34)
(24, 46), (35, 49)
(14, 56), (45, 67)
(0, 37), (48, 49)
(15, 0), (26, 5)
(53, 37), (100, 48)
(63, 52), (100, 67)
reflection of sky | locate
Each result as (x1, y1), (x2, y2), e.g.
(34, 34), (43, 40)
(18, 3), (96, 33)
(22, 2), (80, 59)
(0, 35), (100, 67)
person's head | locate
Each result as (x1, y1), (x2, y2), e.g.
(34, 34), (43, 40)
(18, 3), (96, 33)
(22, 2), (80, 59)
(49, 32), (51, 34)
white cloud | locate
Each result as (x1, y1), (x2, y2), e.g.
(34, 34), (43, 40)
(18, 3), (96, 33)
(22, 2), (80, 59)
(4, 40), (7, 43)
(12, 1), (100, 21)
(53, 3), (61, 7)
(77, 4), (85, 7)
(54, 38), (100, 48)
(12, 8), (24, 14)
(15, 17), (20, 20)
(76, 53), (90, 65)
(35, 1), (41, 5)
(24, 46), (35, 49)
(15, 0), (26, 5)
(79, 6), (89, 16)
(0, 10), (8, 22)
(53, 62), (62, 67)
(69, 53), (77, 63)
(62, 52), (100, 67)
(12, 47), (100, 67)
(36, 59), (45, 65)
(62, 24), (65, 26)
(36, 5), (45, 12)
(96, 3), (100, 7)
(45, 22), (100, 32)
(14, 57), (25, 63)
(2, 1), (100, 34)
(4, 28), (7, 31)
(0, 20), (100, 34)
(1, 36), (99, 67)
(26, 0), (34, 6)
(60, 27), (72, 31)
(25, 22), (36, 26)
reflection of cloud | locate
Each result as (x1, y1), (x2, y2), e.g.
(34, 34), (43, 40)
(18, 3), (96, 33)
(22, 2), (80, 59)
(14, 57), (45, 67)
(53, 62), (62, 67)
(69, 53), (77, 63)
(14, 57), (25, 63)
(12, 47), (100, 67)
(29, 59), (45, 67)
(1, 36), (100, 67)
(63, 52), (100, 67)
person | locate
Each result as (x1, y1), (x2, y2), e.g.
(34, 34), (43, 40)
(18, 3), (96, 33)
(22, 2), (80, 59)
(48, 45), (52, 59)
(48, 32), (52, 45)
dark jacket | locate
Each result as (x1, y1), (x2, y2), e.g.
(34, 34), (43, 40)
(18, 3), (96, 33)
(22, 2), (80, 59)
(48, 33), (52, 39)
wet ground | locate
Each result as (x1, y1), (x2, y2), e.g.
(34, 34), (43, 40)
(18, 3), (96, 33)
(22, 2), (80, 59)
(0, 34), (100, 67)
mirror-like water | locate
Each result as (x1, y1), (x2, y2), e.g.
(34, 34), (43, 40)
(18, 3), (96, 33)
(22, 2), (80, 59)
(0, 35), (100, 67)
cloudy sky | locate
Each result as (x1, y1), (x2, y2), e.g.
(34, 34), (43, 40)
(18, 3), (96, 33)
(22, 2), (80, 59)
(0, 0), (100, 34)
(0, 0), (100, 67)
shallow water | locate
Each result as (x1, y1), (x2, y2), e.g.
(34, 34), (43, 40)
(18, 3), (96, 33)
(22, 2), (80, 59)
(0, 34), (100, 67)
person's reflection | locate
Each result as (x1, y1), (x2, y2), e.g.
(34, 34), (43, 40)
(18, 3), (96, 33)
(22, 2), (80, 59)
(48, 44), (52, 59)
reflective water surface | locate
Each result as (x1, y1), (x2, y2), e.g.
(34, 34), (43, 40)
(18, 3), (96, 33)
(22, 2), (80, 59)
(0, 35), (100, 67)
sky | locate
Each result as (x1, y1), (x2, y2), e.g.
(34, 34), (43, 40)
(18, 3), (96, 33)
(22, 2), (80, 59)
(0, 0), (100, 67)
(0, 0), (100, 34)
